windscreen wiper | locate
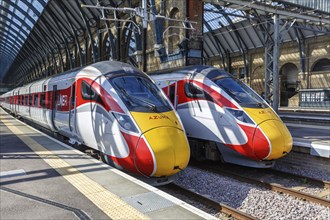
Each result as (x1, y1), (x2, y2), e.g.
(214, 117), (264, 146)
(117, 85), (157, 111)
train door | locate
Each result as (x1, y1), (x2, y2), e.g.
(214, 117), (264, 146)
(51, 85), (58, 131)
(167, 80), (178, 109)
(183, 80), (221, 141)
(28, 87), (32, 119)
(41, 85), (47, 127)
(69, 84), (76, 134)
(14, 91), (18, 115)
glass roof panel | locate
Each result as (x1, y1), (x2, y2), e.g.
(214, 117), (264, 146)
(33, 0), (44, 13)
(25, 19), (33, 27)
(11, 25), (19, 33)
(204, 3), (246, 33)
(8, 5), (14, 12)
(12, 17), (21, 26)
(28, 10), (38, 21)
(15, 9), (24, 20)
(0, 0), (49, 81)
(17, 1), (28, 11)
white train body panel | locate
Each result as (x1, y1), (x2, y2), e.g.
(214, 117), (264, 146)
(0, 61), (190, 180)
(152, 65), (292, 168)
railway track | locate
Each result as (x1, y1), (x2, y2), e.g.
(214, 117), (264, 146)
(191, 163), (330, 208)
(268, 168), (330, 189)
(160, 183), (256, 220)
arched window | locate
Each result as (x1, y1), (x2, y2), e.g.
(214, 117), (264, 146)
(311, 58), (330, 72)
(101, 32), (110, 61)
(167, 8), (180, 54)
(280, 63), (298, 89)
(279, 63), (299, 106)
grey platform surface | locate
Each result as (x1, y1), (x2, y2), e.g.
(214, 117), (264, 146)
(0, 108), (215, 220)
(277, 107), (330, 158)
(285, 123), (330, 158)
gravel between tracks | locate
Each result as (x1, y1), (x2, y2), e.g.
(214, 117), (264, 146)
(273, 161), (330, 182)
(175, 167), (330, 219)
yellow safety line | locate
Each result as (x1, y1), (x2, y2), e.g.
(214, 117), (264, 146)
(1, 116), (149, 220)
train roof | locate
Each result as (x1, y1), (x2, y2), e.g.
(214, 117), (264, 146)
(49, 61), (143, 79)
(0, 61), (147, 96)
(150, 65), (232, 80)
(89, 61), (144, 78)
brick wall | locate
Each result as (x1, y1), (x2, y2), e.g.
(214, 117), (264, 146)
(146, 0), (203, 72)
(208, 35), (330, 107)
(143, 2), (329, 107)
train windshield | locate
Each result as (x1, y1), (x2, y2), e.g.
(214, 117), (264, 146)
(110, 76), (172, 112)
(213, 77), (267, 108)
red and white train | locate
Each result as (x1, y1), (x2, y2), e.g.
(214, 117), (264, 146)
(151, 65), (292, 168)
(0, 61), (190, 183)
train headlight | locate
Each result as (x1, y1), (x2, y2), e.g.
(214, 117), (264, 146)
(113, 112), (139, 133)
(225, 108), (254, 125)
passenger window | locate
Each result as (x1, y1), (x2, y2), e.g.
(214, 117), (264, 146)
(56, 92), (61, 111)
(21, 96), (24, 105)
(34, 95), (39, 107)
(29, 95), (33, 106)
(40, 94), (45, 108)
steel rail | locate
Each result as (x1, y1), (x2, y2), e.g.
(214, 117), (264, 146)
(193, 164), (330, 208)
(268, 168), (330, 189)
(163, 183), (257, 220)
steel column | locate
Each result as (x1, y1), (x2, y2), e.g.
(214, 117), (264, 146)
(264, 17), (273, 105)
(272, 14), (280, 112)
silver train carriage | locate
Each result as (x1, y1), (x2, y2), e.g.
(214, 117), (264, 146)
(0, 61), (190, 183)
(151, 65), (292, 168)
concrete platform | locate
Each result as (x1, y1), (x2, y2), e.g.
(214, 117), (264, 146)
(285, 123), (330, 158)
(0, 108), (215, 220)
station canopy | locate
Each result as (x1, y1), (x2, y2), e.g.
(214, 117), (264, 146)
(0, 0), (329, 85)
(203, 0), (330, 57)
(0, 0), (48, 82)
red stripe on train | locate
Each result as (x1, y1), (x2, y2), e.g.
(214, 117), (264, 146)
(108, 131), (154, 176)
(224, 124), (270, 160)
(163, 79), (238, 109)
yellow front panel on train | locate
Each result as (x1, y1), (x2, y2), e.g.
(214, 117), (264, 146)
(243, 107), (280, 124)
(258, 120), (292, 159)
(130, 111), (183, 133)
(143, 127), (190, 176)
(131, 111), (189, 177)
(243, 107), (292, 160)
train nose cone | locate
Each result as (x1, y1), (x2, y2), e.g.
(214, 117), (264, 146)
(256, 119), (292, 160)
(136, 127), (190, 177)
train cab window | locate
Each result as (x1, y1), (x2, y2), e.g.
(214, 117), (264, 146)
(81, 81), (103, 104)
(184, 82), (213, 102)
(40, 94), (46, 107)
(184, 83), (204, 98)
(213, 77), (266, 108)
(110, 76), (172, 112)
(34, 95), (39, 107)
